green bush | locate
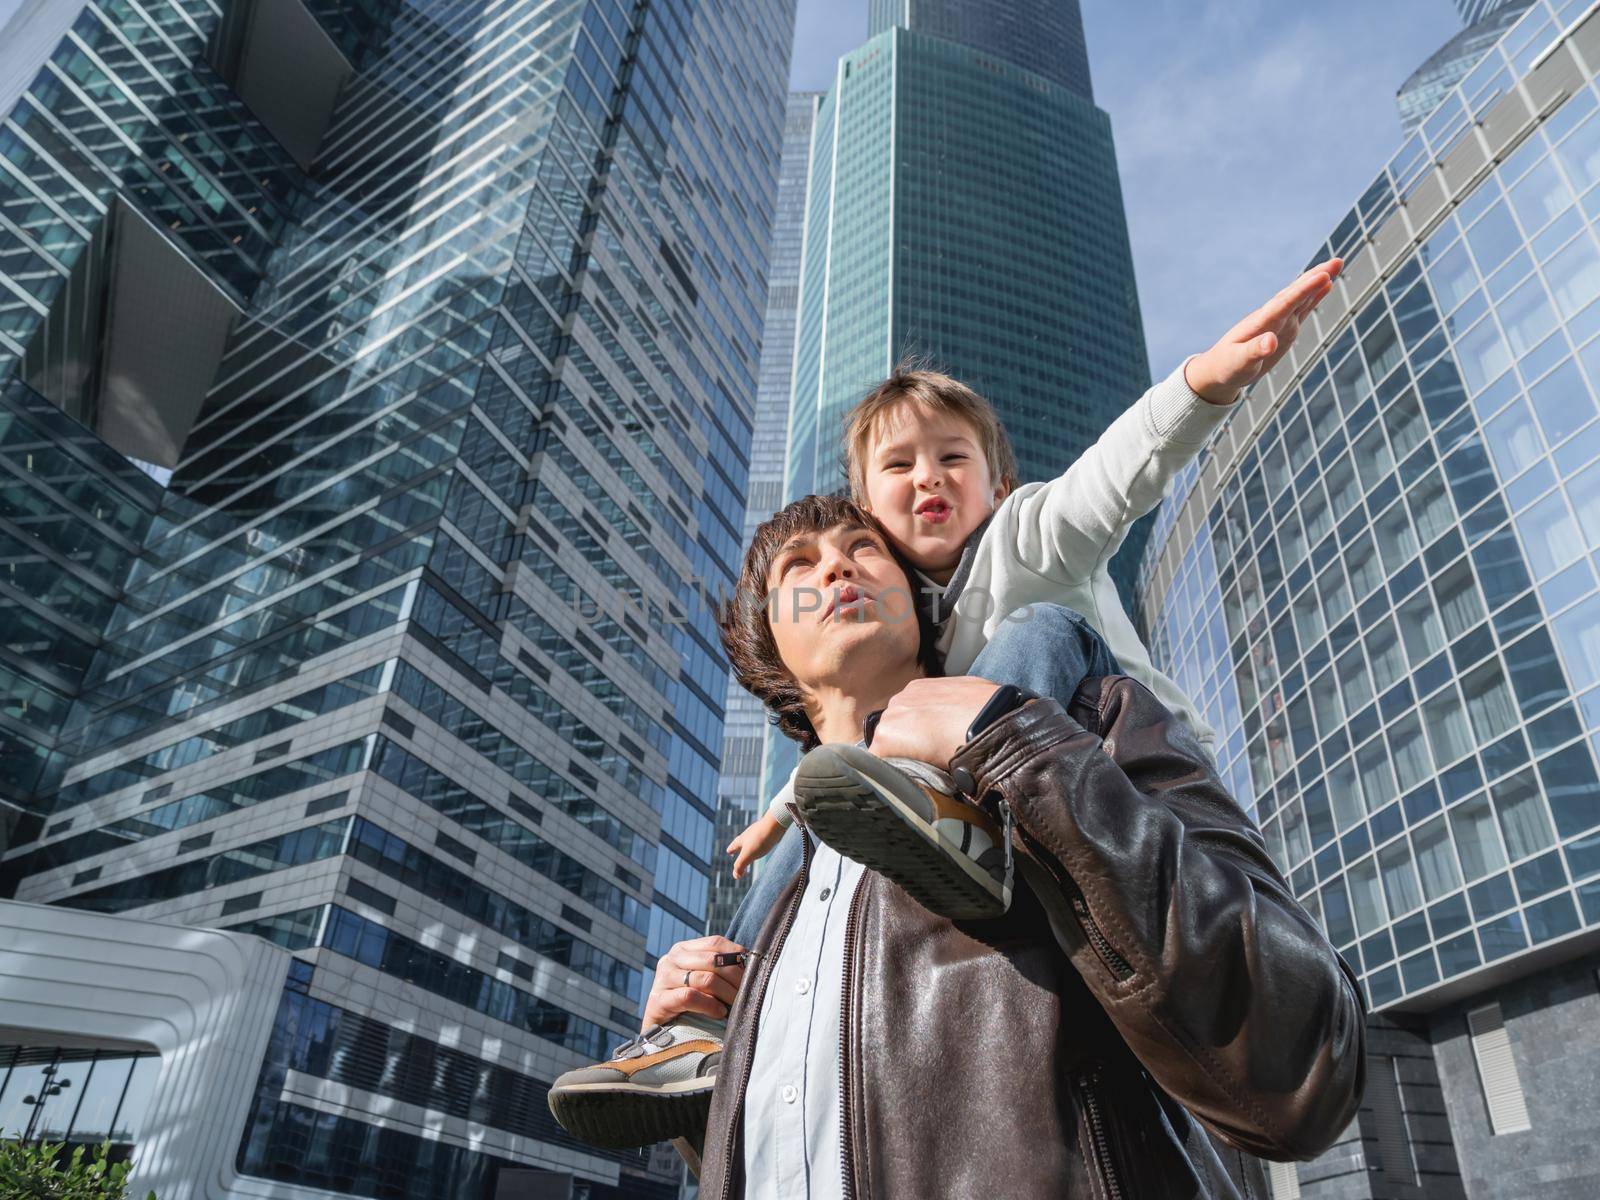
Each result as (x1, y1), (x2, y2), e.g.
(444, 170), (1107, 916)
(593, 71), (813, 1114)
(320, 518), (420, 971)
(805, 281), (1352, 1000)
(0, 1139), (154, 1200)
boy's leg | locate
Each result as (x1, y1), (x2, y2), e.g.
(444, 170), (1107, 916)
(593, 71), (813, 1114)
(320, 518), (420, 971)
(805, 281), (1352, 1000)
(790, 604), (1118, 921)
(966, 603), (1120, 707)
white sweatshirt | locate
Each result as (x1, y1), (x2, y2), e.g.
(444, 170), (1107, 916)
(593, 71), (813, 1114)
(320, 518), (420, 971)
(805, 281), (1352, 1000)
(766, 361), (1229, 824)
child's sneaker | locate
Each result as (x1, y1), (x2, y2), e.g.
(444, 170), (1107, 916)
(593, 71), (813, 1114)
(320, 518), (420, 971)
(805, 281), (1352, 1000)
(793, 744), (1012, 919)
(547, 1015), (723, 1148)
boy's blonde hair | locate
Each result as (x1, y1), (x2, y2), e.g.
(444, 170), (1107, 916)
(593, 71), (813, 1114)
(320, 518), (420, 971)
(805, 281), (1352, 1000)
(843, 364), (1019, 501)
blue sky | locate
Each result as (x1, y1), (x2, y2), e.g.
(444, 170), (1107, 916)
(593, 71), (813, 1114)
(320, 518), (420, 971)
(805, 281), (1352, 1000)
(792, 0), (1465, 379)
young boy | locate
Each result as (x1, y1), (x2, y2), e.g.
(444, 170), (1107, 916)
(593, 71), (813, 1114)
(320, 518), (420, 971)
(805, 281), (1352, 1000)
(547, 259), (1340, 1149)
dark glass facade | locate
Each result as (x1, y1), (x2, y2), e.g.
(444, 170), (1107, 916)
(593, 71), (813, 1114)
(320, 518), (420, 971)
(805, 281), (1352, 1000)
(0, 0), (795, 1194)
(1139, 4), (1600, 1195)
(866, 0), (1093, 100)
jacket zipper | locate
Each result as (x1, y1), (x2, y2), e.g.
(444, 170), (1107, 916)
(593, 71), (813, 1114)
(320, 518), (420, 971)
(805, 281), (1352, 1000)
(1001, 798), (1135, 983)
(838, 875), (867, 1200)
(1078, 1065), (1125, 1200)
(717, 825), (813, 1200)
(1070, 890), (1135, 981)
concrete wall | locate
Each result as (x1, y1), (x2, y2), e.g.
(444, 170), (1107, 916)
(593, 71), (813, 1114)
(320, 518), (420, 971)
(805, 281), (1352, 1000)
(1429, 951), (1600, 1199)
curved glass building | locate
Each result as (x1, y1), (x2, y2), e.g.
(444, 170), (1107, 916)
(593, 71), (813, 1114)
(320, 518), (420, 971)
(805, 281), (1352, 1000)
(1398, 1), (1534, 134)
(1139, 3), (1600, 1194)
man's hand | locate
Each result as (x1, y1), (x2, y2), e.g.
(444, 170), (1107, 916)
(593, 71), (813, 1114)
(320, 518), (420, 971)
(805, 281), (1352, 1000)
(642, 935), (746, 1028)
(1184, 258), (1343, 405)
(867, 676), (1000, 772)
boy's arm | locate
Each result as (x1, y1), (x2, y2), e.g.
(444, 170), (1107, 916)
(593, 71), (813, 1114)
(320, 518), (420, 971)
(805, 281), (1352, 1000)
(765, 780), (794, 827)
(1013, 261), (1341, 583)
(1010, 361), (1227, 583)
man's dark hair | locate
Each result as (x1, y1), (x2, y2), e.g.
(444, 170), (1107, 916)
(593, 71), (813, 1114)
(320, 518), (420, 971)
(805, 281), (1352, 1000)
(718, 494), (942, 749)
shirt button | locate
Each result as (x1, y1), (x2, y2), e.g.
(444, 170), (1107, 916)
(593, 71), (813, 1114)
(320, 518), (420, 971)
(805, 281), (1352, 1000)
(794, 977), (810, 995)
(819, 886), (832, 901)
(781, 1084), (798, 1104)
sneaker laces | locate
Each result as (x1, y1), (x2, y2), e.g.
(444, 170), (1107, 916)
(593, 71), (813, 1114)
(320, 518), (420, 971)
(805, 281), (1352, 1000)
(611, 1025), (674, 1059)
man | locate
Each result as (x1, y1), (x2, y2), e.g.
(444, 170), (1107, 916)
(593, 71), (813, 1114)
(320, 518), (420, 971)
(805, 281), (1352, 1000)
(566, 494), (1365, 1197)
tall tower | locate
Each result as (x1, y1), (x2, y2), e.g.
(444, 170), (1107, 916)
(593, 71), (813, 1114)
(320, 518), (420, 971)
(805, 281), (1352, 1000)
(0, 0), (795, 1194)
(708, 91), (822, 935)
(866, 0), (1093, 97)
(786, 0), (1152, 597)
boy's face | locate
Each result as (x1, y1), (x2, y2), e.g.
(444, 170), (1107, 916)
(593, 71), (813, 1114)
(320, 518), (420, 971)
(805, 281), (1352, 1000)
(861, 401), (1007, 583)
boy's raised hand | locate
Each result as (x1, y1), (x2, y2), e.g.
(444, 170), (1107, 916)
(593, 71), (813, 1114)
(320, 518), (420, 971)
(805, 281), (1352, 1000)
(1184, 258), (1343, 405)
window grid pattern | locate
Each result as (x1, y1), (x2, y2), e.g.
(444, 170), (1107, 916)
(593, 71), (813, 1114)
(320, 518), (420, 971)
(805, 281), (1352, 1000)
(1142, 34), (1600, 1011)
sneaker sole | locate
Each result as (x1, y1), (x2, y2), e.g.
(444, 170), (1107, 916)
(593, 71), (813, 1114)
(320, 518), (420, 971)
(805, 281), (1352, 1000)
(548, 1077), (713, 1149)
(796, 746), (1005, 920)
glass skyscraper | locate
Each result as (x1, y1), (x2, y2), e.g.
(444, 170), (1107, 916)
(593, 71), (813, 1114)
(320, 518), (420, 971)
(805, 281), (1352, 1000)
(1139, 3), (1600, 1195)
(1398, 0), (1535, 134)
(708, 90), (820, 936)
(0, 0), (795, 1195)
(784, 0), (1152, 596)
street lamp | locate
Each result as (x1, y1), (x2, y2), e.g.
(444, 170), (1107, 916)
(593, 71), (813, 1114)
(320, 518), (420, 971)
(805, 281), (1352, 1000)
(20, 1064), (71, 1145)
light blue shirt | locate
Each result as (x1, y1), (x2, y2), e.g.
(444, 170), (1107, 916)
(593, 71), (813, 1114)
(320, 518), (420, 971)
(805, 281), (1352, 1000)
(741, 837), (865, 1200)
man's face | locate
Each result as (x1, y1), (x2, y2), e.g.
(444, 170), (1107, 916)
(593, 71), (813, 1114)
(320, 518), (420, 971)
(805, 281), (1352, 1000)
(765, 521), (922, 691)
(861, 401), (1006, 583)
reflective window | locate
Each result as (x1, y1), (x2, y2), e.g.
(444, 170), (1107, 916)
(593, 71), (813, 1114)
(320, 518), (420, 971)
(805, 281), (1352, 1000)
(1327, 756), (1365, 830)
(1430, 241), (1479, 311)
(1451, 795), (1508, 880)
(1461, 659), (1518, 742)
(1414, 815), (1462, 900)
(1466, 201), (1524, 274)
(1485, 399), (1546, 477)
(1543, 232), (1600, 318)
(1509, 156), (1573, 231)
(1397, 590), (1445, 665)
(1456, 316), (1513, 393)
(1389, 713), (1433, 791)
(1374, 502), (1419, 573)
(1433, 560), (1487, 638)
(1424, 690), (1474, 768)
(1499, 275), (1558, 354)
(1349, 857), (1388, 933)
(1380, 841), (1424, 916)
(1494, 768), (1557, 859)
(1358, 737), (1398, 812)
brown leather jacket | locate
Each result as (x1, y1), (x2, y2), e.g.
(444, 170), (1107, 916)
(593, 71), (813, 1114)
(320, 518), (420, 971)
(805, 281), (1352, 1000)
(700, 677), (1366, 1199)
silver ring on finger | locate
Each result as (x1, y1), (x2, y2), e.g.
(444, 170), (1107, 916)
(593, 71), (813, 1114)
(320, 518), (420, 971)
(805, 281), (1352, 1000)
(683, 969), (692, 988)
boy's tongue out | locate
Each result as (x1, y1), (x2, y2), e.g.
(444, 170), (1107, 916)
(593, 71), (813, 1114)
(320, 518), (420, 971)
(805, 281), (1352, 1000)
(915, 496), (952, 524)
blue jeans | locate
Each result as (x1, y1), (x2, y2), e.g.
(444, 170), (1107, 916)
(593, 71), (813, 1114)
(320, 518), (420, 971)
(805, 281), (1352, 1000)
(723, 603), (1120, 949)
